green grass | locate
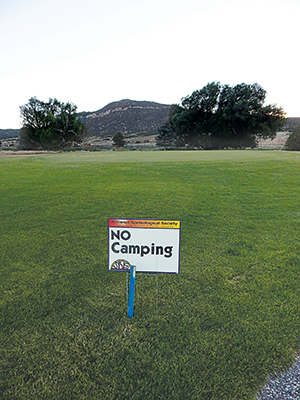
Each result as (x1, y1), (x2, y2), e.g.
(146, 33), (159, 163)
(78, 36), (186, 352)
(1, 150), (300, 399)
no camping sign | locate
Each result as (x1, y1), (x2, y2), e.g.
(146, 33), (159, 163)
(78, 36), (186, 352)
(108, 218), (181, 273)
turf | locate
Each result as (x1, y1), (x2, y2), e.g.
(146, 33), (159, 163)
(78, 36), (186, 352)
(1, 150), (300, 399)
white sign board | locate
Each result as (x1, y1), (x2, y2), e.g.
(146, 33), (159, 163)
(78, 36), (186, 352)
(108, 218), (181, 273)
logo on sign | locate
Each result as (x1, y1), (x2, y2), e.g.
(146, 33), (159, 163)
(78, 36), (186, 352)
(110, 259), (131, 270)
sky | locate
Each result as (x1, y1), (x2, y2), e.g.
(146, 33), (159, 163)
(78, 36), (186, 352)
(0, 0), (299, 129)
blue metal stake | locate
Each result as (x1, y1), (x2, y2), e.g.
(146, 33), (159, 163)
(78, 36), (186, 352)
(127, 265), (136, 318)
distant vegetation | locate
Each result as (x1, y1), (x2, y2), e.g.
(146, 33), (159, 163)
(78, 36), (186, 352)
(0, 96), (298, 151)
(19, 97), (87, 150)
(156, 82), (286, 149)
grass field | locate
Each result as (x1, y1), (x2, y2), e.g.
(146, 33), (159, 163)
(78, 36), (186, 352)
(1, 150), (300, 399)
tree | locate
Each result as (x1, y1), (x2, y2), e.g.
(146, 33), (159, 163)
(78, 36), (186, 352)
(285, 124), (300, 151)
(113, 131), (126, 148)
(19, 97), (88, 149)
(156, 82), (286, 149)
(156, 122), (176, 149)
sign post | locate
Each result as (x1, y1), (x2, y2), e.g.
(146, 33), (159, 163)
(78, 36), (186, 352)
(108, 218), (181, 317)
(127, 265), (136, 318)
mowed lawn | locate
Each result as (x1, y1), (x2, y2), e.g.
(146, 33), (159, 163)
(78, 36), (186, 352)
(1, 150), (300, 399)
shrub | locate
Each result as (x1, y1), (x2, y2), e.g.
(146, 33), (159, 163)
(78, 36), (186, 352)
(113, 131), (126, 147)
(285, 124), (300, 151)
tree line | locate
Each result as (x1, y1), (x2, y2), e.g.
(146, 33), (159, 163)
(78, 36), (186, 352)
(156, 82), (286, 149)
(18, 84), (293, 151)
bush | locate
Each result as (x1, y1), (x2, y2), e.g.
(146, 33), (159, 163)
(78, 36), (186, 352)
(285, 124), (300, 151)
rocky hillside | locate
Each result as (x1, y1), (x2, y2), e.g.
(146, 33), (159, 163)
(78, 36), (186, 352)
(0, 129), (19, 139)
(80, 99), (170, 137)
(284, 118), (300, 132)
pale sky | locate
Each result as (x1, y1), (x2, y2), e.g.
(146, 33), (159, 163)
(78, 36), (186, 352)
(0, 0), (299, 129)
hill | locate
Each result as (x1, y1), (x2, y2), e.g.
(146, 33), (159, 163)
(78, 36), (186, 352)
(80, 99), (170, 137)
(0, 129), (19, 139)
(284, 117), (300, 132)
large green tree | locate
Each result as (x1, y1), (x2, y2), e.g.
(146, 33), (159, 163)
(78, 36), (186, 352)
(19, 97), (88, 149)
(156, 82), (286, 149)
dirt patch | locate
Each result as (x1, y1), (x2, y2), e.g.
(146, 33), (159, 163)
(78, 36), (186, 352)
(257, 132), (290, 149)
